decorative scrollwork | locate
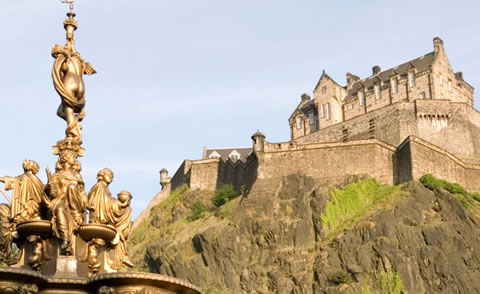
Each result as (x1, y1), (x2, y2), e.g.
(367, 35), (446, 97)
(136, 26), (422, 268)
(17, 284), (39, 294)
(97, 286), (117, 294)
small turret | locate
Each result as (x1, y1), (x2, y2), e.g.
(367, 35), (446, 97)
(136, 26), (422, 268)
(251, 130), (265, 153)
(159, 168), (170, 190)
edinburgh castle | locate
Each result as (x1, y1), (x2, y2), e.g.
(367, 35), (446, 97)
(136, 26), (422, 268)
(135, 37), (480, 228)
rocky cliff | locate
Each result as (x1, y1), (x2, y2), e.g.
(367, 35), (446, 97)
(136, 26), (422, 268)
(129, 175), (480, 293)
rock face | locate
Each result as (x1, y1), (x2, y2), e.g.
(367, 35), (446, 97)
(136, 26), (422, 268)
(130, 175), (480, 293)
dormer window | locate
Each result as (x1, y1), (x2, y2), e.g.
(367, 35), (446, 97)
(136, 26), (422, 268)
(374, 84), (381, 100)
(359, 90), (365, 106)
(229, 150), (241, 161)
(408, 71), (416, 87)
(295, 117), (302, 129)
(391, 78), (398, 94)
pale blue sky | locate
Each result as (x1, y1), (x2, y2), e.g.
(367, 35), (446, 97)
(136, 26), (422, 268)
(1, 1), (479, 218)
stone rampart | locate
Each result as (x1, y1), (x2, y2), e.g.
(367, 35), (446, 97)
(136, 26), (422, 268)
(170, 160), (192, 191)
(258, 139), (396, 186)
(189, 159), (221, 191)
(295, 101), (480, 159)
(399, 136), (480, 192)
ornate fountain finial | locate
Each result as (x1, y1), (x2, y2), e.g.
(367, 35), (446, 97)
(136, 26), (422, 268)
(52, 0), (96, 144)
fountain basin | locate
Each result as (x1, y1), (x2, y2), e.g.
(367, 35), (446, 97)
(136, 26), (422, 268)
(16, 220), (52, 238)
(78, 224), (117, 242)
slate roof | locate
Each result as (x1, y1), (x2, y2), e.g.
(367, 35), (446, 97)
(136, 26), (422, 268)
(205, 147), (253, 162)
(344, 52), (435, 101)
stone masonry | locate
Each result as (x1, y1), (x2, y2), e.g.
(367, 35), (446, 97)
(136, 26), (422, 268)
(136, 37), (480, 227)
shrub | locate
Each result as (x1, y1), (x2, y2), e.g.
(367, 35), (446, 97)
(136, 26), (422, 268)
(187, 201), (207, 222)
(471, 192), (480, 203)
(419, 174), (440, 190)
(212, 184), (239, 207)
(419, 174), (477, 209)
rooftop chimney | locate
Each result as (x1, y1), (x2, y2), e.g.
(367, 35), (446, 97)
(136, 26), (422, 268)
(372, 65), (381, 75)
(433, 37), (444, 54)
(455, 71), (464, 81)
(301, 93), (311, 102)
(346, 72), (360, 89)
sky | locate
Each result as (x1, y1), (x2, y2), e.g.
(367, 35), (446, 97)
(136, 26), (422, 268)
(1, 0), (479, 219)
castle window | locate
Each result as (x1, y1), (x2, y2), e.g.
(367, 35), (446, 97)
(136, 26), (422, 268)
(408, 72), (416, 87)
(309, 112), (315, 125)
(321, 86), (326, 94)
(359, 90), (365, 106)
(326, 103), (331, 120)
(391, 78), (398, 94)
(374, 84), (381, 100)
(295, 117), (302, 129)
(419, 92), (425, 99)
(448, 80), (452, 91)
(439, 75), (443, 85)
(321, 104), (325, 118)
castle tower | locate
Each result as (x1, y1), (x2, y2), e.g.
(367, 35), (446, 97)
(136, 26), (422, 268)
(160, 168), (170, 190)
(251, 130), (265, 153)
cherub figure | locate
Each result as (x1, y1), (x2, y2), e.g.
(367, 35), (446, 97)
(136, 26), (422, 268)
(107, 191), (134, 269)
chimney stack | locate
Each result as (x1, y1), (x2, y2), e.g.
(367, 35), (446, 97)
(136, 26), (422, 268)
(346, 72), (360, 89)
(433, 37), (444, 54)
(372, 65), (381, 75)
(301, 93), (311, 102)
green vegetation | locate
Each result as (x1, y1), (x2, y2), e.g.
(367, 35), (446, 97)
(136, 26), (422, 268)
(156, 184), (189, 209)
(362, 271), (406, 294)
(215, 201), (233, 219)
(212, 184), (240, 207)
(419, 174), (480, 208)
(328, 271), (352, 285)
(187, 201), (207, 222)
(320, 178), (400, 236)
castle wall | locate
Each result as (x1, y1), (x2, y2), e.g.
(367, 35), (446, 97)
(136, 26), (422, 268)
(296, 101), (480, 159)
(404, 136), (480, 192)
(295, 102), (405, 147)
(170, 160), (192, 191)
(257, 139), (396, 186)
(189, 159), (220, 191)
(216, 156), (258, 192)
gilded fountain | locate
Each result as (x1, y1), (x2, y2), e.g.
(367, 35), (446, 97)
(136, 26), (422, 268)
(0, 1), (201, 293)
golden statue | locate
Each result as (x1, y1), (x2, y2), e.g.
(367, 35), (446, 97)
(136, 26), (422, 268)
(46, 151), (87, 255)
(0, 160), (46, 223)
(87, 168), (114, 224)
(107, 191), (134, 269)
(51, 8), (96, 141)
(87, 170), (134, 268)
